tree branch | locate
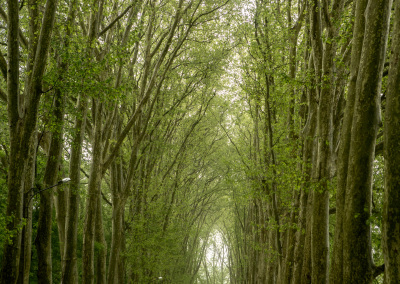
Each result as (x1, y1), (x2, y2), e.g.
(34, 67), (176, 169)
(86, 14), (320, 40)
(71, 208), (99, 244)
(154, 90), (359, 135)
(0, 6), (28, 49)
(292, 0), (306, 34)
(101, 191), (112, 206)
(191, 0), (230, 25)
(98, 4), (133, 37)
(102, 0), (185, 175)
(214, 111), (250, 171)
(80, 167), (112, 206)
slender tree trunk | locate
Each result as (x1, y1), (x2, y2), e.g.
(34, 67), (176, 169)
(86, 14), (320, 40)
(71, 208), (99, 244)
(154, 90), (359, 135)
(266, 200), (276, 284)
(35, 179), (54, 284)
(309, 1), (330, 282)
(302, 116), (318, 284)
(62, 95), (88, 284)
(300, 189), (313, 284)
(383, 0), (400, 282)
(293, 72), (317, 284)
(117, 211), (126, 284)
(54, 177), (67, 268)
(343, 0), (392, 282)
(309, 0), (345, 282)
(53, 0), (76, 270)
(107, 157), (125, 284)
(1, 0), (23, 281)
(17, 134), (37, 284)
(64, 1), (100, 282)
(282, 191), (298, 284)
(82, 101), (103, 284)
(36, 70), (65, 284)
(95, 192), (107, 284)
(330, 1), (367, 283)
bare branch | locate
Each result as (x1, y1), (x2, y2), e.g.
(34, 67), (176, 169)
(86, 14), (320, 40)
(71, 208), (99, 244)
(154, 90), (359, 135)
(214, 111), (251, 171)
(102, 0), (185, 174)
(191, 0), (230, 25)
(98, 4), (133, 37)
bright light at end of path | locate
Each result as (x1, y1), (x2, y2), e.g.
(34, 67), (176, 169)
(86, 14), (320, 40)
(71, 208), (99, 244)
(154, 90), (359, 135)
(203, 230), (230, 283)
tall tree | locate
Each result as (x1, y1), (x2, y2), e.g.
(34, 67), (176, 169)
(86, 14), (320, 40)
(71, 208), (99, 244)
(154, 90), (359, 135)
(343, 0), (392, 282)
(1, 0), (58, 281)
(383, 0), (400, 282)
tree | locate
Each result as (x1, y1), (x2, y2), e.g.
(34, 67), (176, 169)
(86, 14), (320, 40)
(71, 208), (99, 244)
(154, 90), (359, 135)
(383, 0), (400, 282)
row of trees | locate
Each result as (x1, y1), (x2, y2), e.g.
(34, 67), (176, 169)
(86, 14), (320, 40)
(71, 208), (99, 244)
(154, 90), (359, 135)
(223, 0), (400, 283)
(0, 0), (240, 283)
(2, 0), (400, 283)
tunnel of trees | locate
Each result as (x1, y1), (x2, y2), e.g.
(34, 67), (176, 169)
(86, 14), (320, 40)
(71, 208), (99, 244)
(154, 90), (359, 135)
(1, 0), (400, 283)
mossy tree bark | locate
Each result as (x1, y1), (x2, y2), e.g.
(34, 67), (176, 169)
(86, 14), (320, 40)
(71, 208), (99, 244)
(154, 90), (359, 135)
(293, 53), (317, 284)
(1, 0), (58, 281)
(309, 0), (345, 282)
(343, 0), (392, 282)
(61, 94), (88, 284)
(383, 0), (400, 281)
(330, 1), (367, 283)
(17, 133), (37, 284)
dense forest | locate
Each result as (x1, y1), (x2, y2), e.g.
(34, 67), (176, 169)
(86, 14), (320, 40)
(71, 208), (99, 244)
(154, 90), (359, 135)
(1, 0), (400, 283)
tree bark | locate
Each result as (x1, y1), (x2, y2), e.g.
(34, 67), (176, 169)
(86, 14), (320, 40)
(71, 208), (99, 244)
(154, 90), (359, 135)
(309, 0), (330, 282)
(330, 1), (367, 283)
(2, 0), (58, 280)
(107, 156), (125, 284)
(36, 54), (64, 284)
(293, 54), (317, 283)
(95, 191), (107, 284)
(82, 101), (103, 284)
(343, 0), (392, 282)
(383, 0), (400, 281)
(17, 133), (37, 284)
(1, 0), (23, 281)
(52, 0), (77, 270)
(61, 95), (88, 284)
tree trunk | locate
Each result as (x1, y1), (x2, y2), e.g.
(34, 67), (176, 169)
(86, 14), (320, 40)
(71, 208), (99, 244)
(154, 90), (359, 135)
(330, 1), (367, 283)
(107, 157), (125, 284)
(293, 61), (317, 283)
(95, 192), (107, 284)
(53, 0), (76, 270)
(1, 0), (24, 281)
(82, 101), (103, 284)
(62, 95), (88, 284)
(343, 0), (392, 282)
(300, 188), (313, 284)
(36, 69), (65, 284)
(54, 178), (67, 269)
(383, 0), (400, 281)
(309, 0), (330, 282)
(282, 191), (299, 284)
(117, 211), (126, 284)
(17, 134), (37, 284)
(2, 0), (57, 281)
